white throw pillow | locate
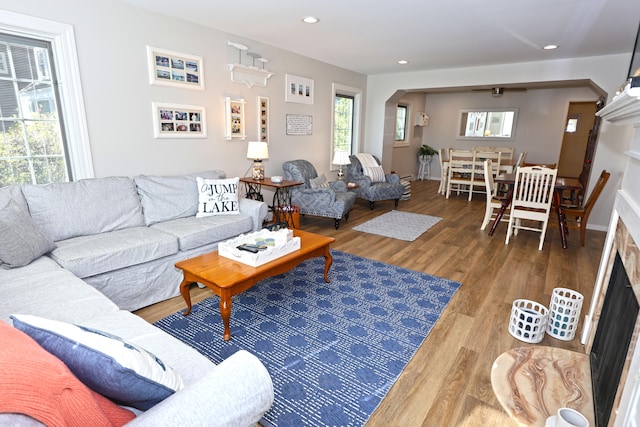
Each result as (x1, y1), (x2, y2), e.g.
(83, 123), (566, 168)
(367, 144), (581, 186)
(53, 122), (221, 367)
(196, 177), (240, 217)
(11, 314), (184, 411)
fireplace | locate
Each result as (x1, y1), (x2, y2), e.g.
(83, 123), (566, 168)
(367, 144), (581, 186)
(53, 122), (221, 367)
(582, 84), (640, 426)
(590, 252), (639, 426)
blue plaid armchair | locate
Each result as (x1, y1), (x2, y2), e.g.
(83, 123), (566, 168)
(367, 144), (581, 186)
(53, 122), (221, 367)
(346, 154), (405, 209)
(282, 160), (356, 229)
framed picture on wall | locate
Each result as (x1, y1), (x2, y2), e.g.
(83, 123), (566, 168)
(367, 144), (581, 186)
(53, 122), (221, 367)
(285, 74), (314, 104)
(225, 97), (246, 140)
(258, 96), (269, 143)
(151, 102), (207, 138)
(146, 46), (204, 90)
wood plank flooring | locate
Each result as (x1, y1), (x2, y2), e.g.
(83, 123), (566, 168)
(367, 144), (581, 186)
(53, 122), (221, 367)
(134, 179), (605, 427)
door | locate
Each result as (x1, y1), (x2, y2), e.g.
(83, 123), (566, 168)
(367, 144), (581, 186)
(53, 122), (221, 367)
(557, 101), (598, 177)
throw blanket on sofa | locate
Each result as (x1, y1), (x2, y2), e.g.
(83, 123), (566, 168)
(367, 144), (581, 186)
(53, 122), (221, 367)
(355, 153), (386, 183)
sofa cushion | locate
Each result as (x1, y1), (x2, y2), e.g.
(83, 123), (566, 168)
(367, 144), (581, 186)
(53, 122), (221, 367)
(0, 200), (56, 268)
(0, 264), (120, 326)
(196, 176), (240, 217)
(22, 177), (145, 242)
(135, 170), (227, 226)
(151, 214), (253, 251)
(0, 320), (135, 426)
(12, 314), (184, 411)
(48, 226), (179, 278)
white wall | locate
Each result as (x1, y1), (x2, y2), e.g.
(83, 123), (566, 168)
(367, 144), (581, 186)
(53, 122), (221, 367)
(0, 0), (366, 186)
(421, 87), (599, 173)
(366, 55), (632, 229)
(391, 92), (427, 177)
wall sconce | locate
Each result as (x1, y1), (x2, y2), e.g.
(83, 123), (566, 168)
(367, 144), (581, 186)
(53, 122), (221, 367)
(247, 141), (269, 180)
(332, 150), (351, 180)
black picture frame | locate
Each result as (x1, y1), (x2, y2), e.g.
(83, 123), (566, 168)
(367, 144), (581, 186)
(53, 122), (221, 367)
(627, 21), (640, 81)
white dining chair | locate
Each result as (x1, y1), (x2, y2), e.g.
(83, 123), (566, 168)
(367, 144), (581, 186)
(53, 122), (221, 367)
(446, 149), (476, 200)
(437, 148), (449, 195)
(481, 159), (509, 230)
(505, 165), (558, 250)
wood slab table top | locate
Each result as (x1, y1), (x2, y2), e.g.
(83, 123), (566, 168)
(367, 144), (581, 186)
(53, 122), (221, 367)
(175, 229), (335, 340)
(491, 346), (594, 426)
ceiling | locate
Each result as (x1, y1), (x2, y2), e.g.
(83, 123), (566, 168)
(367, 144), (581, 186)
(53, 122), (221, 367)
(119, 0), (639, 76)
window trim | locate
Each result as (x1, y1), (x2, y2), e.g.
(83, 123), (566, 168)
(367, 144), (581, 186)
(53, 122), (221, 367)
(0, 10), (94, 180)
(330, 83), (361, 171)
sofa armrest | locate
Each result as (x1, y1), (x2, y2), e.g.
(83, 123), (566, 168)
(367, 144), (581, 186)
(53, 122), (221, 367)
(126, 350), (273, 427)
(238, 198), (268, 231)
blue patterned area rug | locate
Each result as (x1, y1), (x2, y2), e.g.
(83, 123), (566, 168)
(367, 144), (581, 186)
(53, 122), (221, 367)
(155, 250), (460, 427)
(352, 210), (442, 241)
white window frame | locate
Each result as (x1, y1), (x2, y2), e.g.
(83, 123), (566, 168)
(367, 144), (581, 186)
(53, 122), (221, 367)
(330, 82), (362, 171)
(0, 10), (94, 180)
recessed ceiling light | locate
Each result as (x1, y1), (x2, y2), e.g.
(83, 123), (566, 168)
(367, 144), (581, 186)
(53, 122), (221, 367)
(543, 44), (558, 50)
(398, 60), (409, 65)
(301, 16), (319, 24)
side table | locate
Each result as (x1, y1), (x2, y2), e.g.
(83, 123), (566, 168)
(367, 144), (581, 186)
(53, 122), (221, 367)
(240, 177), (303, 227)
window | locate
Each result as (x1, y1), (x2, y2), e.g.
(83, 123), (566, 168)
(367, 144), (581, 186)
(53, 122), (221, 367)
(331, 83), (361, 170)
(456, 108), (518, 140)
(333, 94), (353, 153)
(0, 33), (69, 184)
(395, 104), (407, 141)
(0, 10), (93, 185)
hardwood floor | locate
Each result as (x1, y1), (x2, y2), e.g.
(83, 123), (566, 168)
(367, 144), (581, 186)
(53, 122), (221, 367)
(134, 179), (605, 427)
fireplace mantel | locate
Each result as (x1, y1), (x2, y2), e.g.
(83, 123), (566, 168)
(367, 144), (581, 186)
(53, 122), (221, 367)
(598, 86), (640, 125)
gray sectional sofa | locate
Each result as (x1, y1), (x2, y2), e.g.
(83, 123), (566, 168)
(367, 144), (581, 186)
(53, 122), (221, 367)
(0, 170), (274, 426)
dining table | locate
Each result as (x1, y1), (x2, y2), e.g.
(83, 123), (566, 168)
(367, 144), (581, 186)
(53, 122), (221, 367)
(487, 173), (582, 249)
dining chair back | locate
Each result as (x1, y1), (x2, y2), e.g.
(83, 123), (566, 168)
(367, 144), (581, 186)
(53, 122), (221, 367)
(438, 148), (448, 194)
(475, 151), (502, 177)
(492, 146), (514, 160)
(505, 165), (558, 250)
(481, 159), (509, 230)
(515, 151), (528, 167)
(446, 149), (476, 201)
(562, 170), (610, 246)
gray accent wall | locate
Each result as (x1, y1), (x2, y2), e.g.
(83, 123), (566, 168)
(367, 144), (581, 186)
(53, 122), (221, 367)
(0, 0), (366, 185)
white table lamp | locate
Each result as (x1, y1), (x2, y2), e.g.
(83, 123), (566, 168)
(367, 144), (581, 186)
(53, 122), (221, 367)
(332, 150), (351, 180)
(247, 141), (269, 180)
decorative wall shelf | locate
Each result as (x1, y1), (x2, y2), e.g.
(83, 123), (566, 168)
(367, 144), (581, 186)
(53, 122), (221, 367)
(227, 64), (274, 88)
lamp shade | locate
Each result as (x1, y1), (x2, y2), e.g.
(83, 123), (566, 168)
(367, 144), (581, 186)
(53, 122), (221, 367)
(247, 141), (269, 160)
(332, 150), (351, 165)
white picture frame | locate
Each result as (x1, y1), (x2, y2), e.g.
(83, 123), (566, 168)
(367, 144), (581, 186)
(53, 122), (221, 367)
(225, 97), (246, 140)
(285, 74), (314, 104)
(151, 102), (206, 138)
(146, 46), (204, 90)
(258, 96), (269, 143)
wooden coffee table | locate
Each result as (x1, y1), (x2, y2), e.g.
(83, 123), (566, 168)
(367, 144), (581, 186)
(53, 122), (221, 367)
(176, 229), (335, 340)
